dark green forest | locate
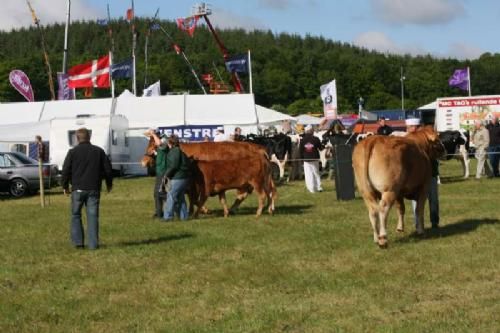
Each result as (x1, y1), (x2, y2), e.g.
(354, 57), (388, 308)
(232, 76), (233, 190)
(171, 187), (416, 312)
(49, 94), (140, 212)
(1, 18), (500, 114)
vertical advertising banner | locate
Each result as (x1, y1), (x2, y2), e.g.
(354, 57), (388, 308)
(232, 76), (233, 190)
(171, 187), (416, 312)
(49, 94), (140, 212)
(9, 70), (35, 102)
(57, 73), (75, 100)
(320, 79), (337, 119)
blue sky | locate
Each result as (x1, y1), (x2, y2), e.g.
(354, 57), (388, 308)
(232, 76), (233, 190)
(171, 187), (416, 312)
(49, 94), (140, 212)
(3, 0), (499, 59)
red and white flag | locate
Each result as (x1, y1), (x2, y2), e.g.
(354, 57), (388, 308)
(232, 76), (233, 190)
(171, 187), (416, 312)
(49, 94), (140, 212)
(172, 43), (182, 55)
(68, 55), (110, 88)
(176, 16), (199, 37)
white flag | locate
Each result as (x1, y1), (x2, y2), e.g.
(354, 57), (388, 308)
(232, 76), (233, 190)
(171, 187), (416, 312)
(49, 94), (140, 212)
(320, 79), (337, 120)
(142, 81), (161, 97)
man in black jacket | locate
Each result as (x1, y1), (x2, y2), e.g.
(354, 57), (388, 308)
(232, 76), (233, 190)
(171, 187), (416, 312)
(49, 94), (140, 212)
(61, 128), (113, 250)
(299, 125), (324, 193)
(376, 117), (393, 136)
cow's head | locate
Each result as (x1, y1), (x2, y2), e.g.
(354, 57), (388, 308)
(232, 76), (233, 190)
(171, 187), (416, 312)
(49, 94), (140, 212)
(419, 126), (446, 160)
(141, 134), (157, 168)
(439, 131), (466, 160)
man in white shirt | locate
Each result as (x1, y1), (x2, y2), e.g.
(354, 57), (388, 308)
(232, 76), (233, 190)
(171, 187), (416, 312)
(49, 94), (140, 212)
(213, 127), (226, 142)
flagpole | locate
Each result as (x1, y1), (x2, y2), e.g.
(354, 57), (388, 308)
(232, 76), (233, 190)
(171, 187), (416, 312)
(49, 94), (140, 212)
(107, 3), (115, 98)
(467, 66), (471, 96)
(131, 0), (137, 96)
(62, 0), (71, 73)
(248, 49), (253, 95)
(109, 51), (115, 98)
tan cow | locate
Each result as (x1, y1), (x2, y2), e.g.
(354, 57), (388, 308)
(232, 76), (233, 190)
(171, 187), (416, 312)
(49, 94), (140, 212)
(352, 126), (445, 248)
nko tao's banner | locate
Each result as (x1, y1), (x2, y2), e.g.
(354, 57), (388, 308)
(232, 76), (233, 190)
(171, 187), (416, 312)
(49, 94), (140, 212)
(9, 70), (35, 102)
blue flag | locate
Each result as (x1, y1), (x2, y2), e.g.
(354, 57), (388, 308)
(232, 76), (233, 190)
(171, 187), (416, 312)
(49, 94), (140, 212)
(111, 58), (133, 79)
(96, 19), (108, 26)
(225, 54), (248, 73)
(150, 23), (161, 31)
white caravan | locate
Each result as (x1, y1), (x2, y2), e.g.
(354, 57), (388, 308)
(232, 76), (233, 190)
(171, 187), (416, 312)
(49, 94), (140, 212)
(49, 114), (130, 174)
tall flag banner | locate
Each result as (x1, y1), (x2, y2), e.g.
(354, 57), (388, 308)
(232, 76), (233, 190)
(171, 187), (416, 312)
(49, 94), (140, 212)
(111, 58), (133, 79)
(176, 16), (199, 37)
(57, 73), (75, 100)
(68, 55), (110, 88)
(225, 54), (249, 73)
(448, 68), (469, 91)
(320, 79), (338, 120)
(143, 80), (161, 97)
(9, 70), (35, 102)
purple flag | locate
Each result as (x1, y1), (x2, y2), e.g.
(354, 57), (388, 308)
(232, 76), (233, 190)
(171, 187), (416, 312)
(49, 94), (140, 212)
(57, 73), (75, 100)
(448, 68), (469, 91)
(9, 70), (34, 102)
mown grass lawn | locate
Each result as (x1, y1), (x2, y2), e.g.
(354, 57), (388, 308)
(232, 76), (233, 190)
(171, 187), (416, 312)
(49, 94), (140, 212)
(0, 161), (499, 332)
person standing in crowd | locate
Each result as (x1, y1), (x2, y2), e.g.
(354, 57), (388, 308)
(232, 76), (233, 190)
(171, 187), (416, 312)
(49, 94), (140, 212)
(213, 127), (226, 142)
(233, 127), (244, 141)
(486, 116), (500, 177)
(148, 130), (169, 219)
(472, 120), (492, 179)
(163, 135), (191, 221)
(406, 118), (440, 229)
(61, 127), (113, 250)
(377, 117), (393, 136)
(299, 124), (323, 193)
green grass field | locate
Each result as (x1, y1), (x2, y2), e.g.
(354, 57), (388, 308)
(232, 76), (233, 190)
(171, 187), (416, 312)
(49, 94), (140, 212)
(1, 161), (499, 332)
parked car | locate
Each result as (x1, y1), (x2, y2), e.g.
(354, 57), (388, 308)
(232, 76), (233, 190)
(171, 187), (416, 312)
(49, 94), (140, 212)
(0, 152), (59, 197)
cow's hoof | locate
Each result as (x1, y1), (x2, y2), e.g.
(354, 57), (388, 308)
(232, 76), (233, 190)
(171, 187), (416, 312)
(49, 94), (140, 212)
(396, 228), (404, 233)
(378, 236), (388, 249)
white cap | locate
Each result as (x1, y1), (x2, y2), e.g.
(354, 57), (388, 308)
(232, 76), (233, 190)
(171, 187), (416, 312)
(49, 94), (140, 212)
(405, 118), (421, 126)
(305, 124), (313, 132)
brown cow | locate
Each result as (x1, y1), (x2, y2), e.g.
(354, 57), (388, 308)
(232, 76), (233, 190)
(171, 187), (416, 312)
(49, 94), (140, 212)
(193, 156), (276, 217)
(352, 126), (445, 248)
(141, 136), (276, 217)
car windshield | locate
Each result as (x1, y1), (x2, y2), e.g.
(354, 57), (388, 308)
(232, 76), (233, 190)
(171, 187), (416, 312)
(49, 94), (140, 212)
(10, 152), (37, 165)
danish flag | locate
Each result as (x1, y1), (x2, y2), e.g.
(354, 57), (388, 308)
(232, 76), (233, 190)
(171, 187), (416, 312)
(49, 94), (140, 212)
(68, 55), (110, 88)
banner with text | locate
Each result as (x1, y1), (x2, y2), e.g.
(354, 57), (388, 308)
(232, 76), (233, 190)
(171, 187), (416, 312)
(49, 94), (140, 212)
(320, 79), (337, 119)
(157, 125), (222, 142)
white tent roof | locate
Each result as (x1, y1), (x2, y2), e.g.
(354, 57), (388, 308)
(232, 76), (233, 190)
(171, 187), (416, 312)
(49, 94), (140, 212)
(40, 98), (113, 121)
(0, 101), (45, 125)
(295, 114), (322, 125)
(115, 95), (185, 129)
(256, 105), (295, 124)
(418, 101), (437, 109)
(0, 94), (288, 130)
(0, 120), (51, 142)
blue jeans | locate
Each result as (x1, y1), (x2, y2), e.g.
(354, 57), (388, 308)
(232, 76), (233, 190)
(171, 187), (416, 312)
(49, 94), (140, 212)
(71, 190), (100, 249)
(488, 145), (500, 177)
(163, 178), (189, 221)
(412, 176), (439, 227)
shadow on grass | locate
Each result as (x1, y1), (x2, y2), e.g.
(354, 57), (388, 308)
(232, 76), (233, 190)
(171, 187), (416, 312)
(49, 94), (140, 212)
(194, 204), (315, 218)
(397, 218), (499, 243)
(439, 175), (468, 184)
(116, 232), (194, 247)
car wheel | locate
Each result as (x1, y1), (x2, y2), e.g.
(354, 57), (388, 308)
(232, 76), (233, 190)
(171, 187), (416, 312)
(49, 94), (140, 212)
(10, 178), (28, 197)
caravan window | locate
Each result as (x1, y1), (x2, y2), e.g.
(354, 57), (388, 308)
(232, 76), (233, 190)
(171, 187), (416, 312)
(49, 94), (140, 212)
(111, 130), (118, 146)
(124, 132), (129, 147)
(68, 130), (92, 147)
(10, 144), (27, 155)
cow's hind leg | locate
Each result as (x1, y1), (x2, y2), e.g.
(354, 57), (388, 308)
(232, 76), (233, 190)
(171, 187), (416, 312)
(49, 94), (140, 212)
(219, 192), (230, 217)
(229, 189), (250, 215)
(377, 191), (396, 248)
(395, 197), (405, 233)
(367, 203), (379, 244)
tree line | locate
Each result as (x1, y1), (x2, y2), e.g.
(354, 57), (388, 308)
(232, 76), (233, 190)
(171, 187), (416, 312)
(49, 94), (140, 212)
(1, 18), (499, 114)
